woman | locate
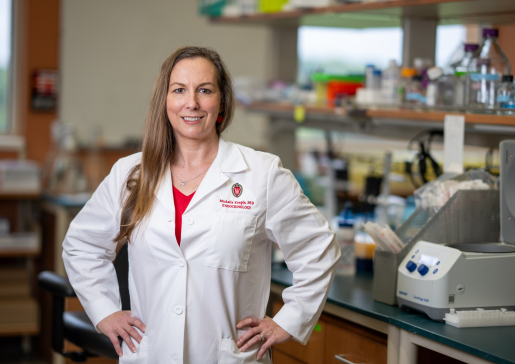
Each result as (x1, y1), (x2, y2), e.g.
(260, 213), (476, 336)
(62, 46), (340, 363)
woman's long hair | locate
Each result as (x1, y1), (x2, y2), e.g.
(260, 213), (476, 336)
(114, 46), (234, 244)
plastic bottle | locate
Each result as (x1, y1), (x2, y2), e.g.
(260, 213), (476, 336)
(381, 60), (401, 105)
(365, 65), (375, 89)
(426, 67), (443, 107)
(405, 75), (424, 105)
(468, 28), (511, 112)
(497, 75), (515, 115)
(399, 68), (417, 104)
(335, 204), (356, 276)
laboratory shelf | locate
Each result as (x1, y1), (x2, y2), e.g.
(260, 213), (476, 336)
(271, 267), (515, 364)
(210, 0), (515, 27)
(245, 102), (515, 148)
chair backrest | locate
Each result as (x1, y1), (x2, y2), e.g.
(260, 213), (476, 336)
(113, 243), (130, 311)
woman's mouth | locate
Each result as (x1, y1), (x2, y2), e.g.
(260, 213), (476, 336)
(182, 116), (204, 122)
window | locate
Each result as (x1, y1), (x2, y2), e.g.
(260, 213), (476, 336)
(0, 0), (12, 133)
(297, 26), (403, 84)
(435, 24), (467, 69)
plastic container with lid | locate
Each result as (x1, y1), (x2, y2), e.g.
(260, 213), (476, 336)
(497, 75), (515, 115)
(468, 28), (511, 112)
(312, 73), (364, 107)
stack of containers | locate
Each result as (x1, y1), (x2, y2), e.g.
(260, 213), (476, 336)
(311, 73), (364, 107)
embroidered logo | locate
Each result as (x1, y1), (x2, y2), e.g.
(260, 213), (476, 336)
(232, 183), (243, 198)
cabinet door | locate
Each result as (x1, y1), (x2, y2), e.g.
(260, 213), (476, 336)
(272, 301), (325, 364)
(324, 320), (387, 364)
(272, 349), (307, 364)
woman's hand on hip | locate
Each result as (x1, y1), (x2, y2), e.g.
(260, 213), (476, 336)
(236, 316), (292, 360)
(97, 310), (146, 357)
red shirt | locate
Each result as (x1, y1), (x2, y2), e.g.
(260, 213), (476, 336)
(172, 186), (195, 246)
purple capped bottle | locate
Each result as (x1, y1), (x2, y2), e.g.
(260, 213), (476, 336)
(467, 28), (511, 112)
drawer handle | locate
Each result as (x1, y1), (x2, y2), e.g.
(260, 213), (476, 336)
(334, 354), (364, 364)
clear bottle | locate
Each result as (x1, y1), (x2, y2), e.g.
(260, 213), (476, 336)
(381, 60), (401, 106)
(453, 44), (479, 106)
(336, 204), (355, 276)
(497, 75), (515, 115)
(468, 28), (511, 112)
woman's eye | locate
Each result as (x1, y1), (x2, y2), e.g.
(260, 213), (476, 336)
(199, 88), (212, 94)
(173, 88), (185, 94)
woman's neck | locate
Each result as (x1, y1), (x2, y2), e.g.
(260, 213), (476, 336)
(172, 134), (219, 168)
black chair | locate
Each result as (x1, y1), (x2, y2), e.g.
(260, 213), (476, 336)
(38, 243), (130, 362)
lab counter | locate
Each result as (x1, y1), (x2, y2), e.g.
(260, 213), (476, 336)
(271, 268), (515, 364)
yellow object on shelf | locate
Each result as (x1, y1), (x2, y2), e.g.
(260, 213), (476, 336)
(259, 0), (288, 12)
(294, 105), (306, 123)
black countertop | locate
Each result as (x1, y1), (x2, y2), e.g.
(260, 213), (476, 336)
(271, 268), (515, 364)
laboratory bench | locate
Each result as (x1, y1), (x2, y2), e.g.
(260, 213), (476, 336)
(270, 267), (515, 364)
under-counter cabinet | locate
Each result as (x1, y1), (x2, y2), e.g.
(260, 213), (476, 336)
(270, 280), (504, 364)
(272, 300), (387, 364)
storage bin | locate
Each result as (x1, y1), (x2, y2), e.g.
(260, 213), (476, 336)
(373, 189), (500, 305)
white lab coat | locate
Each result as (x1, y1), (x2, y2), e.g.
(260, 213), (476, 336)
(62, 137), (340, 364)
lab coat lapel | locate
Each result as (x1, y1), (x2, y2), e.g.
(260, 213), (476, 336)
(154, 163), (175, 217)
(185, 137), (247, 213)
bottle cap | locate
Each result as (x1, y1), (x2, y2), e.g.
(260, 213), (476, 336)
(412, 75), (423, 81)
(464, 43), (479, 52)
(401, 68), (417, 78)
(373, 69), (382, 75)
(482, 28), (499, 38)
(427, 66), (444, 81)
(502, 75), (514, 82)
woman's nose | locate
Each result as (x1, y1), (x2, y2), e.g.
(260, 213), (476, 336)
(185, 92), (199, 109)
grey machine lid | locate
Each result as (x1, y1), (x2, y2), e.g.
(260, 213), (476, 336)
(446, 243), (515, 253)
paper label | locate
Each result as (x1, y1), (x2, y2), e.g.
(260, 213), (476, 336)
(444, 115), (465, 173)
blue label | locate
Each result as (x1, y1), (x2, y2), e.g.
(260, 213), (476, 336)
(500, 102), (515, 109)
(406, 92), (421, 101)
(470, 73), (500, 81)
(497, 95), (510, 102)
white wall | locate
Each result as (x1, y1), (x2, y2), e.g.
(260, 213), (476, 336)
(59, 0), (271, 150)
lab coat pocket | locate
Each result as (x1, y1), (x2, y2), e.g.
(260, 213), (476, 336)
(218, 339), (271, 364)
(120, 335), (149, 364)
(206, 212), (257, 272)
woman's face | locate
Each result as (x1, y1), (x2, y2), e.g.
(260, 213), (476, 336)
(166, 57), (222, 142)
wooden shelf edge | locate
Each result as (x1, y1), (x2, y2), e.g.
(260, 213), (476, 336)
(0, 193), (41, 200)
(0, 250), (40, 258)
(210, 0), (470, 24)
(244, 102), (515, 126)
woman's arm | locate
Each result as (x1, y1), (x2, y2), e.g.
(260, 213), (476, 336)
(237, 156), (340, 359)
(62, 157), (145, 356)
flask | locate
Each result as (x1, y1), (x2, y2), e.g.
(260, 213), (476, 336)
(496, 75), (515, 115)
(335, 203), (355, 276)
(467, 29), (511, 112)
(381, 60), (401, 106)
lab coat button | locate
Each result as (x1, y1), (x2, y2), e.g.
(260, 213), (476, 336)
(186, 218), (193, 225)
(178, 260), (185, 267)
(174, 306), (183, 315)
